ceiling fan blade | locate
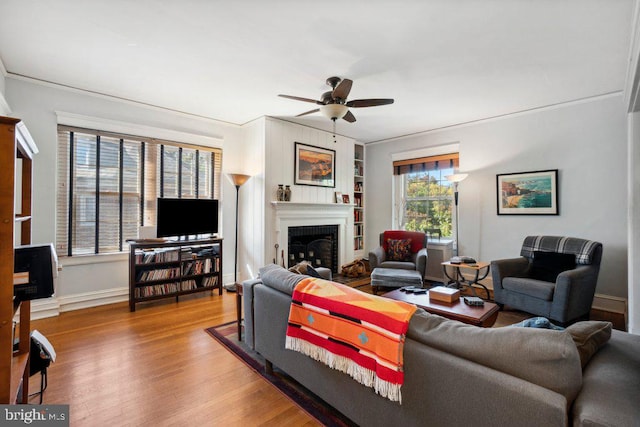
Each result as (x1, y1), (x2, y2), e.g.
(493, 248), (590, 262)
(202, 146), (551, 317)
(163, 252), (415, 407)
(296, 109), (320, 117)
(346, 98), (394, 108)
(332, 79), (353, 100)
(342, 110), (356, 123)
(278, 94), (322, 104)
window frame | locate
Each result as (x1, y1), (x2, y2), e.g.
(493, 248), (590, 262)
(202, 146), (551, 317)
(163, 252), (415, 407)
(57, 125), (222, 257)
(392, 148), (460, 243)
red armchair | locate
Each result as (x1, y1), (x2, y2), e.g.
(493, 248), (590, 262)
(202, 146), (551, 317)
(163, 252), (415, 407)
(368, 230), (428, 279)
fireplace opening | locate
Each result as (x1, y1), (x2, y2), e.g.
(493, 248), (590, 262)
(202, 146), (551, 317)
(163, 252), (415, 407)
(288, 225), (339, 273)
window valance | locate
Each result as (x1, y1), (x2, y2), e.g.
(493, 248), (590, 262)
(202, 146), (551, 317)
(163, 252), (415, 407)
(392, 153), (459, 175)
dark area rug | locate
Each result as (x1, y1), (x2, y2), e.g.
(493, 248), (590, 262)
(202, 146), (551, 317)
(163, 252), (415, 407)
(331, 273), (371, 289)
(205, 322), (357, 427)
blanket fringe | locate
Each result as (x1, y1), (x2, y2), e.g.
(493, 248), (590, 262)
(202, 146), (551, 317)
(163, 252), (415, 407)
(285, 336), (403, 403)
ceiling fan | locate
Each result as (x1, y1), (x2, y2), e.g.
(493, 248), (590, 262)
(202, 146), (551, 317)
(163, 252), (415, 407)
(278, 76), (394, 123)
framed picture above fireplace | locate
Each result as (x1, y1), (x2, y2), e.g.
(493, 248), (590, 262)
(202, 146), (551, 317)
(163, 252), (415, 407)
(294, 142), (335, 188)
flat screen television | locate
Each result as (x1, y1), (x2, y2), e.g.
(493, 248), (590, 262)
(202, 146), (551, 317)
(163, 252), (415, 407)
(156, 198), (219, 238)
(14, 243), (57, 302)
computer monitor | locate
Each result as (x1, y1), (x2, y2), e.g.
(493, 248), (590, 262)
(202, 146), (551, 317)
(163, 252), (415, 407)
(14, 243), (57, 301)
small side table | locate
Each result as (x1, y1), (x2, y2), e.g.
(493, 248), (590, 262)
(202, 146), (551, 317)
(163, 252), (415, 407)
(441, 261), (491, 300)
(236, 282), (243, 341)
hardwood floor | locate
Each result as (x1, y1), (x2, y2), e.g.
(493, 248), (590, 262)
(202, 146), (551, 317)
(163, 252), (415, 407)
(29, 291), (319, 426)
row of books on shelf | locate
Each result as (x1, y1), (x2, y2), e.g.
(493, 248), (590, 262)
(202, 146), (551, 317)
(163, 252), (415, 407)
(202, 276), (219, 287)
(354, 237), (364, 251)
(135, 282), (179, 298)
(354, 195), (363, 207)
(182, 258), (219, 275)
(135, 276), (219, 298)
(354, 164), (364, 176)
(354, 182), (363, 192)
(135, 247), (220, 264)
(136, 267), (180, 282)
(135, 248), (180, 263)
(354, 210), (364, 222)
(354, 223), (364, 237)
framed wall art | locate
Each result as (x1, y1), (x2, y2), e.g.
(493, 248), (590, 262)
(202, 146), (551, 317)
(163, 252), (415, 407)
(294, 142), (335, 188)
(497, 169), (558, 215)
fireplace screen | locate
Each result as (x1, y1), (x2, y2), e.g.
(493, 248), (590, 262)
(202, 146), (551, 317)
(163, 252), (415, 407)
(287, 225), (339, 273)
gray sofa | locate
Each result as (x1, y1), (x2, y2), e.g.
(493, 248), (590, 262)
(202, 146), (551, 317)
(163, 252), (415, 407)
(243, 264), (640, 427)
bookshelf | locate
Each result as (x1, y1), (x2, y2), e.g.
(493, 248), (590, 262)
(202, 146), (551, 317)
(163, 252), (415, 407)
(0, 116), (38, 404)
(128, 237), (223, 311)
(354, 144), (365, 256)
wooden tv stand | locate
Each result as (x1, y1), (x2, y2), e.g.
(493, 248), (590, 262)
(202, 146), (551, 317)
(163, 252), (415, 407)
(128, 237), (223, 311)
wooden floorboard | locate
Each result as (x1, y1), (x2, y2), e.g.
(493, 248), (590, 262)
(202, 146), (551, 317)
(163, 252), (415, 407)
(29, 291), (319, 426)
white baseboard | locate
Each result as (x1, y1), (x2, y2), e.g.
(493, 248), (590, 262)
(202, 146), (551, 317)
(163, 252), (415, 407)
(25, 287), (129, 320)
(30, 298), (61, 321)
(592, 293), (628, 314)
(58, 287), (129, 313)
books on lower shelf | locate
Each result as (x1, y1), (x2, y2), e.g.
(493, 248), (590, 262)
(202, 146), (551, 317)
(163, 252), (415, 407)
(136, 267), (180, 282)
(202, 276), (219, 288)
(135, 282), (179, 298)
(181, 280), (197, 291)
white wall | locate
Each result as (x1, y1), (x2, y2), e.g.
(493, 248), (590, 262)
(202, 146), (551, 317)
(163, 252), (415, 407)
(5, 77), (243, 312)
(366, 94), (628, 299)
(235, 118), (266, 282)
(629, 112), (640, 333)
(0, 58), (10, 116)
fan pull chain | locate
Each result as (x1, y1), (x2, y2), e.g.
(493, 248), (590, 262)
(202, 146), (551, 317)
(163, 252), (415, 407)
(332, 118), (337, 143)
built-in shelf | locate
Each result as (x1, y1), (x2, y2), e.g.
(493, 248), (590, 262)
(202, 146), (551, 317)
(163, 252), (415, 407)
(354, 144), (365, 255)
(9, 353), (28, 404)
(1, 116), (36, 404)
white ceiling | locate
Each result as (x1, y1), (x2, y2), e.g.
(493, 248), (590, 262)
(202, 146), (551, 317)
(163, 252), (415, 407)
(0, 0), (635, 143)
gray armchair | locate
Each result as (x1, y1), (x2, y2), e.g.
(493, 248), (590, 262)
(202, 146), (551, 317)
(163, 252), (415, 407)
(369, 230), (428, 278)
(491, 236), (603, 325)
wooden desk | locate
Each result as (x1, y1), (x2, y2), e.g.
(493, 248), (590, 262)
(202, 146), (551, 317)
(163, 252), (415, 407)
(441, 261), (491, 300)
(383, 289), (499, 327)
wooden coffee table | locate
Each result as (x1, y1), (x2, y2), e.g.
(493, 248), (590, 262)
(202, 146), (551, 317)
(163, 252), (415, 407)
(383, 289), (500, 327)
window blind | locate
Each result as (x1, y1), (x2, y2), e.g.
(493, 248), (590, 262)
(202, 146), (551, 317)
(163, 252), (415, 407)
(56, 126), (222, 256)
(393, 153), (459, 175)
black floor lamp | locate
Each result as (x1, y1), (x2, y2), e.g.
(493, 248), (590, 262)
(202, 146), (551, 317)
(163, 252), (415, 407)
(446, 173), (468, 256)
(224, 173), (251, 292)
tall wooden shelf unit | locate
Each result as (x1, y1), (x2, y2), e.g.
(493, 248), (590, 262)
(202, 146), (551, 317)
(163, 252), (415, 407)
(128, 238), (223, 311)
(0, 116), (38, 404)
(354, 144), (365, 256)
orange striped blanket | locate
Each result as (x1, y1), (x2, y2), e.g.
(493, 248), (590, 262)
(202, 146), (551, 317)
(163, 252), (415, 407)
(285, 277), (417, 403)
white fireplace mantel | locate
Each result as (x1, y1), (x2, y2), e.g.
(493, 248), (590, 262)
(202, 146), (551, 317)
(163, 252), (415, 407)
(270, 201), (352, 270)
(270, 201), (354, 209)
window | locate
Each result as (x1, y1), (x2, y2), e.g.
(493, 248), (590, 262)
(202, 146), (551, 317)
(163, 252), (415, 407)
(393, 153), (459, 239)
(56, 126), (222, 256)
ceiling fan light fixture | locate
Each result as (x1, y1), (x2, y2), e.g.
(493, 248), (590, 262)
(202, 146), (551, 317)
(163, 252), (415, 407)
(320, 104), (348, 120)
